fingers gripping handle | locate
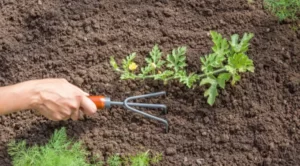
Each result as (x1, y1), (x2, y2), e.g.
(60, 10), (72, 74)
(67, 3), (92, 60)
(88, 96), (111, 109)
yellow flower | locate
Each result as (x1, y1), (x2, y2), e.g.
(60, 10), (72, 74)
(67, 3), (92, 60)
(129, 62), (138, 71)
(150, 63), (156, 68)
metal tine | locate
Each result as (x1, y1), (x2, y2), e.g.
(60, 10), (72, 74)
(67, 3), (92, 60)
(110, 91), (167, 113)
(124, 91), (167, 114)
(110, 102), (167, 113)
(123, 91), (169, 133)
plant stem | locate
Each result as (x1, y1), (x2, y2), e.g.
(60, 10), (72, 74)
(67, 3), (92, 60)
(129, 68), (227, 80)
(198, 68), (227, 79)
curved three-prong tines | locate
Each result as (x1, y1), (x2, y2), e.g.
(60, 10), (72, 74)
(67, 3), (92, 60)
(123, 91), (169, 132)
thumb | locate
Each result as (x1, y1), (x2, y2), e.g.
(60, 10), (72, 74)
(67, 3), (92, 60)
(80, 96), (97, 116)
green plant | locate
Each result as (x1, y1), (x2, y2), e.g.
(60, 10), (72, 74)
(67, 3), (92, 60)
(129, 151), (150, 166)
(150, 152), (163, 165)
(107, 154), (122, 166)
(264, 0), (300, 21)
(290, 24), (300, 31)
(8, 127), (102, 166)
(247, 0), (254, 5)
(110, 31), (255, 105)
(122, 150), (162, 166)
(126, 150), (150, 166)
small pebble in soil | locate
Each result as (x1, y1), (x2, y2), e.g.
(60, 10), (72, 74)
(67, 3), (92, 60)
(103, 130), (112, 138)
(84, 26), (91, 33)
(105, 144), (114, 153)
(283, 51), (291, 60)
(249, 5), (255, 11)
(183, 157), (188, 164)
(94, 36), (107, 45)
(219, 19), (226, 25)
(214, 136), (220, 143)
(14, 33), (24, 41)
(99, 116), (107, 122)
(247, 153), (254, 160)
(92, 128), (100, 136)
(168, 137), (176, 144)
(73, 76), (84, 86)
(163, 8), (174, 17)
(26, 34), (34, 41)
(203, 117), (210, 124)
(123, 127), (128, 134)
(220, 134), (230, 143)
(155, 2), (164, 7)
(166, 147), (176, 156)
(269, 142), (275, 150)
(212, 155), (220, 162)
(196, 158), (204, 165)
(128, 123), (138, 132)
(282, 62), (289, 69)
(202, 9), (213, 16)
(143, 132), (150, 139)
(147, 10), (155, 17)
(263, 158), (272, 166)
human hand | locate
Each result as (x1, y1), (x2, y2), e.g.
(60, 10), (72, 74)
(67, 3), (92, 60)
(29, 78), (97, 121)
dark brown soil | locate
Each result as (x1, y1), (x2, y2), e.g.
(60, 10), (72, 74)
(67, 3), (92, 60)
(1, 0), (300, 165)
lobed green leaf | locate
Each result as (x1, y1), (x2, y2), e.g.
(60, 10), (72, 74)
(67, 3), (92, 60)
(166, 47), (187, 72)
(210, 31), (230, 57)
(200, 77), (218, 106)
(229, 33), (254, 53)
(174, 70), (199, 88)
(109, 57), (120, 71)
(200, 53), (225, 74)
(227, 53), (254, 73)
(147, 45), (166, 68)
(217, 73), (231, 89)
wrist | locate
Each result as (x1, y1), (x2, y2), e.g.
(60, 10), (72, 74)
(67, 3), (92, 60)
(0, 79), (44, 115)
(15, 80), (41, 110)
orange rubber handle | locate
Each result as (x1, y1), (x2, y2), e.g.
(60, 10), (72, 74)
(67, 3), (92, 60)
(88, 96), (106, 109)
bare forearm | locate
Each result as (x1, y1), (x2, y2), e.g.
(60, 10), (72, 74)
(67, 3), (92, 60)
(0, 80), (39, 115)
(0, 78), (96, 120)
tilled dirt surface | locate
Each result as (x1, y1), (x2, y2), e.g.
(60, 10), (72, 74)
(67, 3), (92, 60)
(0, 0), (300, 165)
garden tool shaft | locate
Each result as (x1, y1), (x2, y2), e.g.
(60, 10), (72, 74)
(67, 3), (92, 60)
(88, 91), (169, 132)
